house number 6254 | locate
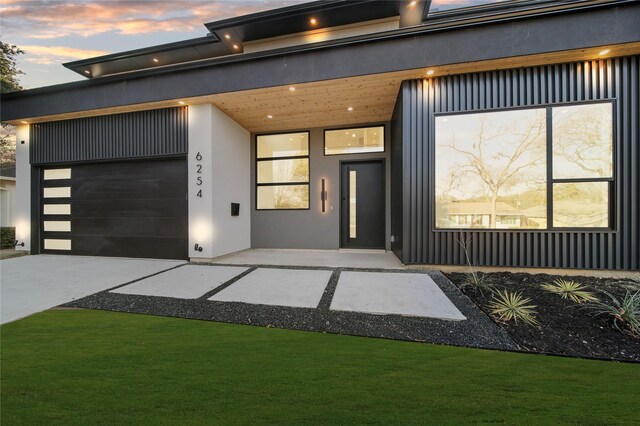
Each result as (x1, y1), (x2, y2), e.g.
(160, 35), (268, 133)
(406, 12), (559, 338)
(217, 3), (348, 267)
(195, 151), (203, 197)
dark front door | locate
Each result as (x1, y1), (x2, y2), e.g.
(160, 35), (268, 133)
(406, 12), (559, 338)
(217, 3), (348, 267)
(340, 160), (385, 249)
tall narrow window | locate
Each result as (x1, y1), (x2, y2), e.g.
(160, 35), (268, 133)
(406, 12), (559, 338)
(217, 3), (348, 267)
(349, 170), (357, 238)
(551, 103), (613, 228)
(256, 132), (310, 210)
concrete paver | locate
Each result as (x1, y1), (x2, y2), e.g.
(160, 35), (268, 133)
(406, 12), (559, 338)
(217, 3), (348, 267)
(330, 271), (466, 320)
(209, 267), (332, 308)
(112, 265), (248, 299)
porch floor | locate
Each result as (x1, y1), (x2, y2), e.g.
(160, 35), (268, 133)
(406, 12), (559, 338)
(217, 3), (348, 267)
(207, 248), (404, 269)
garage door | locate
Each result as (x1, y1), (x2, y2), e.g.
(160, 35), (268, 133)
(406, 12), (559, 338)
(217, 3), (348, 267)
(40, 158), (188, 259)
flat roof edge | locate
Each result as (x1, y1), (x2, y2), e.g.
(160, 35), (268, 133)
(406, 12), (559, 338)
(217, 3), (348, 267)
(3, 0), (635, 101)
(62, 35), (221, 70)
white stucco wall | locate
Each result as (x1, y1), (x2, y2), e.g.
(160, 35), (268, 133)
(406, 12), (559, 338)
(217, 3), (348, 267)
(188, 104), (251, 260)
(14, 125), (30, 251)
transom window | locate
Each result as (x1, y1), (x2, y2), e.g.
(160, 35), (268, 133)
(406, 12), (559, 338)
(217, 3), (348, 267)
(256, 132), (310, 210)
(324, 126), (384, 155)
(435, 101), (613, 230)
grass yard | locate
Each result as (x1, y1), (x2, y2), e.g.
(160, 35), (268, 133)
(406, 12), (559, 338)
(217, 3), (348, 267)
(1, 310), (638, 425)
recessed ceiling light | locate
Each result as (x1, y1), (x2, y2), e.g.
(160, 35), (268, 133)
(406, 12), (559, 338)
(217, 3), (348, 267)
(347, 106), (354, 112)
(426, 69), (435, 76)
(352, 134), (356, 138)
(84, 70), (90, 74)
(409, 1), (417, 6)
(178, 101), (185, 105)
(267, 114), (273, 119)
(233, 44), (239, 50)
(310, 18), (317, 25)
(599, 49), (610, 56)
(225, 34), (231, 39)
(153, 58), (159, 63)
(289, 86), (296, 92)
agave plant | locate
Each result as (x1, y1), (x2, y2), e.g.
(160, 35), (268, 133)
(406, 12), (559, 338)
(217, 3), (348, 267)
(489, 290), (539, 326)
(586, 290), (640, 337)
(541, 278), (598, 304)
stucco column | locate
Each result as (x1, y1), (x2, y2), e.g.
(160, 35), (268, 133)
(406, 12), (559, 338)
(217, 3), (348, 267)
(14, 125), (30, 251)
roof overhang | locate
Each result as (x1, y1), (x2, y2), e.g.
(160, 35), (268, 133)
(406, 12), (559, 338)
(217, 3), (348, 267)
(6, 42), (640, 134)
(63, 36), (229, 78)
(2, 0), (639, 126)
(205, 0), (429, 52)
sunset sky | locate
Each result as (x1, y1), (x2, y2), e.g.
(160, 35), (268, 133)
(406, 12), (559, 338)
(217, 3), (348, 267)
(1, 0), (492, 90)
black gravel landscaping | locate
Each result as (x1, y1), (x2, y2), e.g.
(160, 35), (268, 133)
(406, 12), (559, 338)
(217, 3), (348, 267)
(63, 265), (517, 352)
(446, 272), (640, 362)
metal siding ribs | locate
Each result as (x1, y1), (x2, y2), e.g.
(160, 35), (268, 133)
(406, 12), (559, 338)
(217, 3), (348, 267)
(397, 56), (639, 270)
(30, 107), (188, 165)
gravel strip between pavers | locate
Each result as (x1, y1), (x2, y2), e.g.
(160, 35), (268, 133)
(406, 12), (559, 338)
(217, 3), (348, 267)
(62, 266), (517, 351)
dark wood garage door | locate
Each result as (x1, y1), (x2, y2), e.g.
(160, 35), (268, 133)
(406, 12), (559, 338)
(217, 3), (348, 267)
(41, 158), (188, 259)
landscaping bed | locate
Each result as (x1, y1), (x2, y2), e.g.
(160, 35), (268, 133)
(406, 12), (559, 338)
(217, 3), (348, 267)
(446, 272), (640, 362)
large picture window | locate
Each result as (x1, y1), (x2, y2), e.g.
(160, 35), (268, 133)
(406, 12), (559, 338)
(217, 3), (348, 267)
(435, 102), (613, 230)
(256, 132), (309, 210)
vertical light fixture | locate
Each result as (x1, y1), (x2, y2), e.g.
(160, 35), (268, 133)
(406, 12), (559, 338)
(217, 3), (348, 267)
(321, 178), (327, 212)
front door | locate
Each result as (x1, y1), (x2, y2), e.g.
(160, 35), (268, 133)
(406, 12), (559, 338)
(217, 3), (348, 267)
(340, 160), (384, 249)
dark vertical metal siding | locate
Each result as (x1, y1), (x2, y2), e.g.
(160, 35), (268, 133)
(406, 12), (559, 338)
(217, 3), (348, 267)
(399, 56), (639, 270)
(30, 107), (188, 165)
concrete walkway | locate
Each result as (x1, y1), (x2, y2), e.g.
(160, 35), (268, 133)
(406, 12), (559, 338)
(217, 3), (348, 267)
(210, 249), (404, 269)
(0, 255), (185, 324)
(68, 264), (513, 350)
(110, 264), (465, 320)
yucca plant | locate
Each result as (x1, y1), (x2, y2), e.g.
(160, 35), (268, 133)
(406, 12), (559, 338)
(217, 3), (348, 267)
(586, 290), (640, 337)
(461, 271), (494, 295)
(456, 235), (494, 295)
(541, 278), (598, 304)
(489, 290), (539, 326)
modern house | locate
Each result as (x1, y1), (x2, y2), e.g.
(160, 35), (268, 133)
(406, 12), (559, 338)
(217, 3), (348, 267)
(1, 0), (638, 270)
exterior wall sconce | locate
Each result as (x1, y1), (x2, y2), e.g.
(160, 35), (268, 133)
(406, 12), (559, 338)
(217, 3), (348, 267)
(321, 178), (328, 212)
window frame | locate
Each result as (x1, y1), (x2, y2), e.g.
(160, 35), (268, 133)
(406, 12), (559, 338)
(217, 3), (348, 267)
(255, 130), (311, 211)
(323, 124), (386, 156)
(432, 99), (616, 233)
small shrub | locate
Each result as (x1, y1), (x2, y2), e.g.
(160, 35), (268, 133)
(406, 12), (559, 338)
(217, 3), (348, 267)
(489, 290), (539, 326)
(0, 227), (15, 249)
(586, 290), (640, 337)
(460, 271), (494, 295)
(541, 278), (598, 304)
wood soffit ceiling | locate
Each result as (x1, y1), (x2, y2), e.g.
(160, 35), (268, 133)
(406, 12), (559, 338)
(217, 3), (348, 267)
(11, 42), (640, 131)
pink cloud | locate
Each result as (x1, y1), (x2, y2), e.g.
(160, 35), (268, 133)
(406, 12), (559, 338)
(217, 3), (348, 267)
(18, 45), (110, 65)
(1, 1), (303, 39)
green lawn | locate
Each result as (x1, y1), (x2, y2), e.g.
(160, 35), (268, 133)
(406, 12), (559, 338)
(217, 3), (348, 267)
(1, 310), (638, 425)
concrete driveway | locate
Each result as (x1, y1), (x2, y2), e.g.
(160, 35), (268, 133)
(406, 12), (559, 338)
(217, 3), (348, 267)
(0, 255), (185, 324)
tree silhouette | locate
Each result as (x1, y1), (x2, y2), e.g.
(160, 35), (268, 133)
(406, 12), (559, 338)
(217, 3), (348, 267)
(438, 111), (546, 227)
